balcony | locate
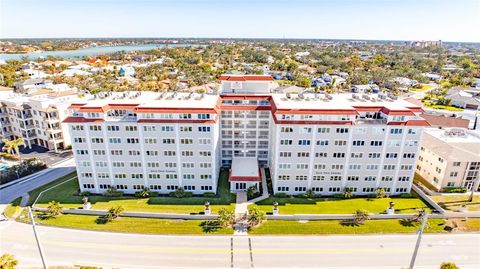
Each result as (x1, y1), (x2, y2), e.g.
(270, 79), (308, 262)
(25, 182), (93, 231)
(355, 118), (388, 125)
(106, 115), (137, 122)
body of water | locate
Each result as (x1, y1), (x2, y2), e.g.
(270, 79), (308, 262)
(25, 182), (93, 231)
(0, 43), (193, 61)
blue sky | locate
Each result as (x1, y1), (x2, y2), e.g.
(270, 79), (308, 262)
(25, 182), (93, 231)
(1, 0), (479, 42)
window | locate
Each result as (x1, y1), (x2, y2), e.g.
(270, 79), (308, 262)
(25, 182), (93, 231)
(295, 175), (308, 180)
(347, 176), (359, 181)
(161, 126), (174, 132)
(453, 162), (461, 167)
(300, 127), (312, 134)
(148, 174), (161, 179)
(395, 188), (408, 193)
(93, 150), (105, 155)
(364, 176), (376, 181)
(279, 152), (292, 157)
(317, 127), (330, 133)
(330, 176), (342, 181)
(314, 164), (326, 169)
(311, 187), (323, 192)
(198, 126), (211, 132)
(400, 165), (413, 170)
(167, 185), (178, 190)
(184, 185), (196, 191)
(144, 138), (157, 144)
(403, 153), (416, 159)
(381, 176), (393, 181)
(112, 162), (125, 167)
(199, 151), (212, 157)
(334, 140), (347, 146)
(336, 128), (349, 134)
(198, 114), (211, 119)
(363, 187), (375, 193)
(333, 152), (345, 158)
(107, 125), (120, 131)
(366, 165), (378, 170)
(76, 149), (89, 155)
(383, 165), (396, 170)
(277, 186), (289, 192)
(352, 140), (365, 146)
(294, 187), (307, 192)
(316, 140), (329, 146)
(278, 175), (290, 180)
(198, 138), (211, 145)
(91, 138), (104, 143)
(398, 176), (410, 182)
(81, 172), (93, 178)
(89, 125), (102, 131)
(183, 163), (194, 168)
(110, 150), (123, 155)
(95, 161), (107, 167)
(116, 185), (128, 190)
(125, 126), (137, 131)
(297, 152), (310, 158)
(71, 125), (84, 131)
(166, 174), (178, 180)
(200, 174), (212, 180)
(349, 164), (361, 170)
(126, 138), (139, 144)
(201, 186), (213, 191)
(74, 137), (86, 143)
(130, 162), (142, 168)
(146, 150), (159, 156)
(199, 162), (212, 168)
(99, 184), (111, 189)
(163, 138), (175, 144)
(328, 187), (341, 192)
(313, 175), (325, 181)
(147, 162), (160, 168)
(279, 164), (291, 169)
(351, 152), (363, 158)
(370, 141), (383, 146)
(128, 150), (140, 156)
(368, 153), (381, 159)
(316, 152), (327, 158)
(280, 127), (293, 133)
(131, 173), (143, 179)
(183, 174), (195, 180)
(114, 173), (126, 179)
(390, 128), (403, 134)
(450, 171), (458, 177)
(109, 138), (121, 144)
(83, 184), (95, 189)
(163, 151), (176, 156)
(385, 153), (398, 159)
(180, 138), (193, 144)
(143, 126), (156, 132)
(332, 164), (344, 170)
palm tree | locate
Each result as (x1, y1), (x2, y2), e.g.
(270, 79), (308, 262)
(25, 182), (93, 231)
(0, 253), (18, 269)
(105, 205), (125, 222)
(353, 210), (370, 225)
(218, 208), (235, 227)
(2, 138), (25, 157)
(47, 201), (63, 218)
(439, 262), (458, 269)
(247, 206), (266, 227)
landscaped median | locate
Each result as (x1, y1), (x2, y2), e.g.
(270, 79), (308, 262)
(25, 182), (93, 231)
(31, 170), (236, 214)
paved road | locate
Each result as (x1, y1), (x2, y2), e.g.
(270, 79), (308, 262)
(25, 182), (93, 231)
(0, 158), (75, 207)
(0, 221), (478, 269)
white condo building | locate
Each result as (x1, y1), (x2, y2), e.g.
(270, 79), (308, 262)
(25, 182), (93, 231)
(65, 75), (429, 195)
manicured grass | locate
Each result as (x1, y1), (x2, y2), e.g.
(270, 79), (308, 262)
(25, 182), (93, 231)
(35, 214), (233, 235)
(28, 172), (78, 205)
(249, 219), (447, 235)
(3, 197), (22, 218)
(252, 196), (431, 215)
(34, 169), (236, 214)
(423, 101), (464, 111)
(431, 195), (480, 211)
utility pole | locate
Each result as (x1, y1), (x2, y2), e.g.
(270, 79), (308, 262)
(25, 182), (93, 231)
(409, 211), (428, 269)
(28, 207), (48, 269)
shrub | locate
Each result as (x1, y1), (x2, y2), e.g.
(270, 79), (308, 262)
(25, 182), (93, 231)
(203, 192), (216, 198)
(0, 253), (18, 269)
(103, 187), (123, 197)
(343, 188), (354, 199)
(169, 187), (193, 198)
(399, 193), (413, 198)
(0, 158), (47, 185)
(295, 193), (308, 199)
(80, 191), (91, 196)
(333, 194), (344, 199)
(148, 191), (159, 197)
(247, 186), (260, 200)
(274, 193), (287, 198)
(442, 187), (467, 193)
(135, 187), (150, 198)
(439, 262), (458, 269)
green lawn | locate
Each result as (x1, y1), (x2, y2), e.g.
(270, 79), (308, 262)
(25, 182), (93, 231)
(28, 172), (78, 205)
(249, 219), (447, 235)
(3, 197), (22, 219)
(411, 85), (432, 92)
(431, 195), (480, 211)
(34, 169), (236, 214)
(423, 101), (464, 112)
(35, 214), (233, 235)
(252, 196), (431, 215)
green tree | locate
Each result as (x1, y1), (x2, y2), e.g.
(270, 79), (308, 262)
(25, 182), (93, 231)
(217, 208), (235, 227)
(343, 188), (354, 199)
(247, 206), (266, 227)
(47, 201), (63, 218)
(0, 253), (18, 269)
(439, 262), (458, 269)
(294, 76), (311, 88)
(2, 138), (25, 157)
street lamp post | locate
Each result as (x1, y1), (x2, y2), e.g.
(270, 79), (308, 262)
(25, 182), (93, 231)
(409, 211), (428, 269)
(28, 206), (48, 269)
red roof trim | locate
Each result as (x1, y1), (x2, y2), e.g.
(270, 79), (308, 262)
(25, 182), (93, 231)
(353, 106), (383, 112)
(406, 107), (424, 113)
(228, 169), (261, 182)
(137, 119), (217, 124)
(275, 109), (358, 115)
(135, 107), (217, 114)
(62, 117), (104, 123)
(273, 118), (353, 125)
(220, 105), (271, 111)
(218, 75), (273, 81)
(387, 120), (430, 126)
(381, 107), (415, 116)
(68, 103), (87, 109)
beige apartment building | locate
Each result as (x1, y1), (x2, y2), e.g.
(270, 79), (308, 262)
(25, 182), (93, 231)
(416, 128), (480, 191)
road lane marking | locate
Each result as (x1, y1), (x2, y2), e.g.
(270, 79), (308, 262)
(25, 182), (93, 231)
(248, 237), (254, 268)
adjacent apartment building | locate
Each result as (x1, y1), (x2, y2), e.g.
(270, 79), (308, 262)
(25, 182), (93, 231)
(65, 75), (429, 195)
(416, 128), (480, 191)
(0, 88), (86, 152)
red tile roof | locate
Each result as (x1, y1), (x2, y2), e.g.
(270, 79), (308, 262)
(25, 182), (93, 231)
(218, 75), (273, 81)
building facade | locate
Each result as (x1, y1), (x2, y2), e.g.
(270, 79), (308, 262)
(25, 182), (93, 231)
(66, 75), (429, 195)
(1, 89), (85, 152)
(416, 128), (480, 191)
